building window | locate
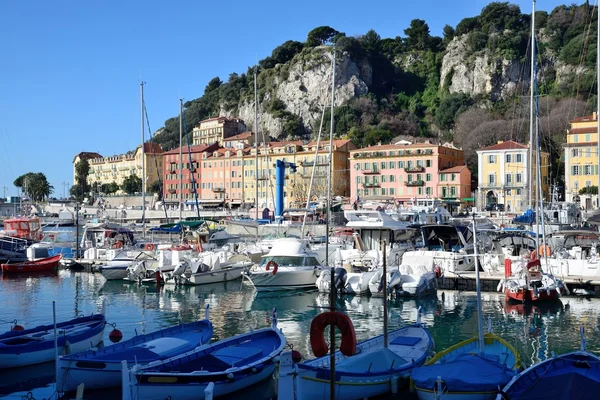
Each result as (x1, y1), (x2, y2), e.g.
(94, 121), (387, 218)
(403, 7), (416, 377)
(573, 135), (578, 143)
(390, 188), (395, 195)
(506, 174), (512, 184)
(389, 175), (395, 182)
(506, 154), (512, 163)
(586, 180), (592, 187)
(488, 155), (496, 164)
(451, 187), (456, 197)
(426, 173), (432, 181)
(586, 134), (591, 142)
(586, 148), (591, 157)
(516, 173), (523, 183)
(584, 165), (592, 175)
(426, 187), (432, 195)
(355, 176), (361, 184)
(516, 189), (522, 195)
(573, 165), (580, 176)
(451, 173), (456, 181)
(488, 174), (496, 185)
(399, 161), (404, 168)
(425, 160), (431, 168)
(572, 149), (581, 157)
(389, 161), (396, 169)
(440, 174), (447, 182)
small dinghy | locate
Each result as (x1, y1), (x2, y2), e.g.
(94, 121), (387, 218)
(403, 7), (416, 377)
(498, 327), (600, 400)
(123, 309), (286, 400)
(57, 305), (213, 393)
(0, 314), (105, 369)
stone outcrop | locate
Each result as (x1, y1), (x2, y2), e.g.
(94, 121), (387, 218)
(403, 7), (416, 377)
(223, 48), (372, 137)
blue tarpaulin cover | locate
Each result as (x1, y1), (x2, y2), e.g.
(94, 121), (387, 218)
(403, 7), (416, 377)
(513, 209), (535, 224)
(412, 353), (516, 392)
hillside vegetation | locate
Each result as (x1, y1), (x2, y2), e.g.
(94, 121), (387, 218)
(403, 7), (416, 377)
(153, 2), (598, 183)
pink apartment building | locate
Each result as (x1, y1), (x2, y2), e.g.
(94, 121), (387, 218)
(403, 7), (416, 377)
(349, 140), (471, 205)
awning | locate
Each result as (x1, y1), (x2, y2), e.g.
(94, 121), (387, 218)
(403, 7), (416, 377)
(184, 199), (223, 205)
(462, 197), (475, 201)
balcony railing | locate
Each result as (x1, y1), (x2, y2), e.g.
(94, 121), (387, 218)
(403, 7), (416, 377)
(405, 180), (425, 187)
(362, 169), (380, 175)
(301, 160), (328, 167)
(404, 166), (424, 173)
(212, 187), (226, 193)
(363, 182), (381, 188)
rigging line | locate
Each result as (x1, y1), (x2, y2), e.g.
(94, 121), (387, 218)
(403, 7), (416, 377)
(182, 108), (201, 218)
(143, 101), (169, 222)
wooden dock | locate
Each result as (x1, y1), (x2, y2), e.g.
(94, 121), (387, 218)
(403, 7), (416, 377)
(440, 271), (600, 297)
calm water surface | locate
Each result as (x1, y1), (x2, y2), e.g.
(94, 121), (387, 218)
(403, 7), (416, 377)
(1, 270), (599, 399)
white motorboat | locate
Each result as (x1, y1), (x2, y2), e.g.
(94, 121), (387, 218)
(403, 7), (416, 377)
(162, 249), (251, 286)
(100, 250), (157, 281)
(243, 237), (323, 291)
(368, 253), (440, 297)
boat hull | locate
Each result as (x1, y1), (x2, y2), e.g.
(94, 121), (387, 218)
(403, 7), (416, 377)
(0, 314), (105, 369)
(412, 334), (521, 400)
(1, 254), (61, 273)
(243, 267), (320, 291)
(186, 266), (244, 285)
(57, 320), (213, 393)
(100, 265), (129, 280)
(504, 287), (560, 303)
(279, 324), (433, 400)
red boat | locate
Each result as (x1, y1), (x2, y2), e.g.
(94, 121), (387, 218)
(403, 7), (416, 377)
(501, 258), (562, 303)
(1, 254), (62, 274)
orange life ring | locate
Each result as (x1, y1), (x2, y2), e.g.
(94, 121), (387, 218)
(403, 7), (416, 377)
(113, 241), (123, 249)
(144, 243), (155, 251)
(265, 260), (278, 275)
(310, 311), (356, 357)
(530, 245), (551, 260)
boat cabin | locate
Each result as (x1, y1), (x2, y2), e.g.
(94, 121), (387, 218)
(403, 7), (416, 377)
(80, 222), (135, 249)
(418, 224), (469, 252)
(2, 217), (43, 241)
(344, 210), (418, 251)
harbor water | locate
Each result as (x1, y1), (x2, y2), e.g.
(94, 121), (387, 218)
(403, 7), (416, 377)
(1, 268), (600, 399)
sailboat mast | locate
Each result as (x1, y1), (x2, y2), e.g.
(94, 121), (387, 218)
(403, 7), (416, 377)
(597, 3), (599, 208)
(473, 216), (485, 353)
(254, 68), (259, 225)
(528, 0), (536, 210)
(179, 99), (183, 222)
(327, 45), (336, 400)
(141, 81), (146, 238)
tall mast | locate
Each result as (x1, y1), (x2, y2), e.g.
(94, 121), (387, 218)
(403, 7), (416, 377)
(141, 81), (146, 237)
(327, 45), (336, 400)
(254, 68), (259, 223)
(597, 3), (599, 208)
(179, 99), (183, 222)
(528, 0), (536, 210)
(473, 216), (484, 353)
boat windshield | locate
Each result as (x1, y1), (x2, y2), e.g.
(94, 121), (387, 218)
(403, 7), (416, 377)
(260, 256), (320, 267)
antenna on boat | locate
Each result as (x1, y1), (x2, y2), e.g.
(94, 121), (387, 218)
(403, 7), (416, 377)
(327, 44), (336, 400)
(140, 81), (146, 239)
(472, 215), (485, 353)
(179, 98), (183, 223)
(254, 66), (259, 236)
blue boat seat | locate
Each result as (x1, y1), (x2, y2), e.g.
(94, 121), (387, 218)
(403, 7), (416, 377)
(390, 336), (421, 346)
(212, 346), (263, 367)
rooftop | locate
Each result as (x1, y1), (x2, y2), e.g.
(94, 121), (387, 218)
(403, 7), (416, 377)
(479, 140), (528, 151)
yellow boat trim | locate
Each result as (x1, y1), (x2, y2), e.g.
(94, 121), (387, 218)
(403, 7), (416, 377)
(424, 333), (522, 370)
(301, 376), (389, 386)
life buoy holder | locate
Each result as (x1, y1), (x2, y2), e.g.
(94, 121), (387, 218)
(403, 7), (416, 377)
(310, 311), (356, 357)
(266, 260), (278, 275)
(144, 243), (155, 251)
(113, 241), (123, 249)
(530, 245), (551, 260)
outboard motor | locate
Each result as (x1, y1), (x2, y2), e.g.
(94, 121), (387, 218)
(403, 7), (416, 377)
(388, 270), (403, 294)
(333, 267), (348, 291)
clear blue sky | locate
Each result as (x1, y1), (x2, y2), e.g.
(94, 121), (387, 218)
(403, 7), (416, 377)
(0, 0), (586, 199)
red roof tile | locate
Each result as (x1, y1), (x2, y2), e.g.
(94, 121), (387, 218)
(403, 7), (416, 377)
(569, 127), (597, 134)
(479, 140), (528, 151)
(440, 165), (468, 173)
(570, 114), (597, 123)
(223, 132), (254, 141)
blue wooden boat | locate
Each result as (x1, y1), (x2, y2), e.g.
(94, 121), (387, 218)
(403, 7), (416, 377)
(0, 314), (105, 369)
(278, 317), (434, 400)
(57, 306), (213, 393)
(497, 327), (600, 400)
(122, 309), (285, 400)
(411, 217), (522, 400)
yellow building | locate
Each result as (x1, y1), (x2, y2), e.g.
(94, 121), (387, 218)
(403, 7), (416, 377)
(72, 152), (102, 185)
(85, 143), (164, 192)
(476, 140), (548, 213)
(564, 113), (599, 209)
(192, 116), (247, 146)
